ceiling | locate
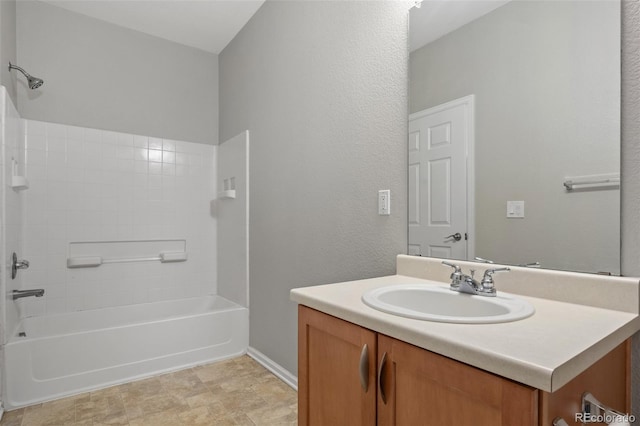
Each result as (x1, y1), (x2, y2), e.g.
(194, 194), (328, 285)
(38, 0), (510, 55)
(40, 0), (265, 55)
(410, 0), (511, 51)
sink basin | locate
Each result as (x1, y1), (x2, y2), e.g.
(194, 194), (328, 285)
(362, 284), (535, 324)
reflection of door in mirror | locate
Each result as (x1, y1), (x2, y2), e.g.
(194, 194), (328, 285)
(408, 96), (474, 261)
(409, 1), (620, 274)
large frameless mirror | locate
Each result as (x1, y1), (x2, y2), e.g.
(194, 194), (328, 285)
(408, 0), (620, 274)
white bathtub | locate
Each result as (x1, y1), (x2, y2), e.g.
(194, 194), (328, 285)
(3, 295), (248, 409)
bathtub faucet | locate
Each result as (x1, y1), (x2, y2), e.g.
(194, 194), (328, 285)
(11, 289), (45, 300)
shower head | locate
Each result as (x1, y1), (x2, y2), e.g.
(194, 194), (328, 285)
(8, 62), (44, 90)
(27, 76), (44, 90)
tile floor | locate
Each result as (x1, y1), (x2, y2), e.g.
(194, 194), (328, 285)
(0, 356), (298, 426)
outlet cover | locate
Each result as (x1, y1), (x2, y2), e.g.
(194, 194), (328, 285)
(378, 190), (391, 215)
(507, 201), (525, 218)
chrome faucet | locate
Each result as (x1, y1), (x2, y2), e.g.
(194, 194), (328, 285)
(442, 261), (509, 297)
(11, 289), (45, 300)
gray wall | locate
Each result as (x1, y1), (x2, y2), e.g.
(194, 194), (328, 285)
(0, 0), (17, 106)
(621, 0), (640, 418)
(16, 1), (218, 144)
(219, 0), (408, 374)
(217, 131), (249, 308)
(410, 1), (620, 274)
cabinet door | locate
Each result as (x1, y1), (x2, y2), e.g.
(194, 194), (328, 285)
(377, 334), (538, 426)
(298, 306), (377, 426)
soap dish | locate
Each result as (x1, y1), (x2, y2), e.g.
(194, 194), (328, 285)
(11, 176), (29, 190)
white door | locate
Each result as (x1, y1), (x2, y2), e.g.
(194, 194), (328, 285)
(408, 96), (474, 260)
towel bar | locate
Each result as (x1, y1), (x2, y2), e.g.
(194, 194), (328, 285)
(67, 252), (187, 268)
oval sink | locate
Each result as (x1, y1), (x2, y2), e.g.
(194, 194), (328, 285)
(362, 284), (535, 324)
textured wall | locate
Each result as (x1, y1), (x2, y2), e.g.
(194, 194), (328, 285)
(621, 0), (640, 418)
(219, 1), (408, 375)
(16, 1), (218, 145)
(0, 0), (17, 106)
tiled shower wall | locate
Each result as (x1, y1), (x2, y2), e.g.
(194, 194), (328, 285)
(19, 120), (217, 317)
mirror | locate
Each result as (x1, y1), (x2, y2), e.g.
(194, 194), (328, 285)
(408, 1), (620, 274)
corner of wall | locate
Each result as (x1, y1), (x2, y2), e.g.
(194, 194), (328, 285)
(620, 0), (640, 418)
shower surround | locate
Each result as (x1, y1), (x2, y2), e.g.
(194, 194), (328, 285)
(18, 119), (218, 318)
(0, 87), (26, 413)
(0, 86), (249, 408)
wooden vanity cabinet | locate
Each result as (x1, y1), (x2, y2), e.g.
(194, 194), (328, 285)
(298, 305), (377, 425)
(298, 306), (630, 426)
(376, 334), (537, 425)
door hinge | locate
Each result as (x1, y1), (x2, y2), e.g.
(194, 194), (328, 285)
(465, 233), (468, 241)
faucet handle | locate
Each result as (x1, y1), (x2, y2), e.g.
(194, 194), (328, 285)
(442, 261), (463, 286)
(481, 267), (510, 291)
(441, 261), (461, 273)
(16, 259), (29, 269)
(484, 267), (510, 275)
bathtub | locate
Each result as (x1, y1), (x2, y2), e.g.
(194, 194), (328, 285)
(3, 295), (248, 409)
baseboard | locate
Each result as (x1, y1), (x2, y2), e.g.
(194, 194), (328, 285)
(247, 346), (298, 391)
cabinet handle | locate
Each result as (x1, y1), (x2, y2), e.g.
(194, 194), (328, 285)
(378, 351), (388, 404)
(359, 344), (369, 391)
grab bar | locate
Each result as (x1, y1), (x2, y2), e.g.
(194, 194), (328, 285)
(67, 252), (187, 268)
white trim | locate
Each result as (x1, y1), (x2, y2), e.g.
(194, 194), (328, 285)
(245, 130), (250, 309)
(247, 346), (298, 391)
(465, 96), (476, 262)
(408, 95), (476, 261)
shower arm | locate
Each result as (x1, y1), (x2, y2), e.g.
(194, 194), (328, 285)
(8, 62), (44, 89)
(8, 62), (30, 78)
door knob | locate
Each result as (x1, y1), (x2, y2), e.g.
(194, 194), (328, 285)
(445, 232), (462, 242)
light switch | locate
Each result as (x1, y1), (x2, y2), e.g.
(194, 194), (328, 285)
(507, 201), (524, 218)
(378, 190), (391, 215)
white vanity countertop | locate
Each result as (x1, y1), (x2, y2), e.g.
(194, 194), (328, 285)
(290, 273), (640, 392)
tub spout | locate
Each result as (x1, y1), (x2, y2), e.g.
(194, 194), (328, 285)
(11, 289), (45, 300)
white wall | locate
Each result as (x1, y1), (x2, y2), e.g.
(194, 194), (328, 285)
(19, 119), (217, 316)
(219, 1), (408, 375)
(410, 1), (620, 273)
(16, 1), (218, 145)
